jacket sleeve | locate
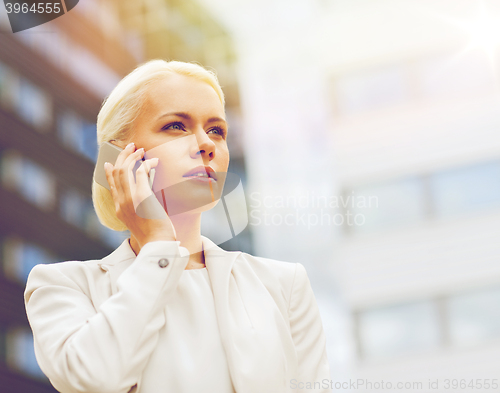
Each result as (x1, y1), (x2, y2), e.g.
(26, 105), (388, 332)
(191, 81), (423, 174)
(288, 263), (332, 393)
(24, 240), (189, 393)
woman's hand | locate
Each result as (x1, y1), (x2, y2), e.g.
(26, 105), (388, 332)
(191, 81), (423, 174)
(104, 142), (177, 248)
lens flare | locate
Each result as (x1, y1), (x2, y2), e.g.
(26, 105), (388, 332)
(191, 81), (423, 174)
(449, 2), (500, 61)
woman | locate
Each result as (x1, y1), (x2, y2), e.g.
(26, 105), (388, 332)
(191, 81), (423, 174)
(24, 60), (331, 393)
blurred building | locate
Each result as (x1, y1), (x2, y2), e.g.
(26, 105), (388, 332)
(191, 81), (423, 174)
(0, 0), (246, 390)
(325, 1), (500, 390)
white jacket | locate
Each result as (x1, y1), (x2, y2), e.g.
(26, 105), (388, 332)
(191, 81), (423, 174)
(24, 236), (331, 393)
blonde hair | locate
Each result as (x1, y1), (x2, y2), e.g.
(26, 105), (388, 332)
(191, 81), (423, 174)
(92, 59), (225, 231)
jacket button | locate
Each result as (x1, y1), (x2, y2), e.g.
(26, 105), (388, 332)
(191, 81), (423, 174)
(158, 258), (169, 268)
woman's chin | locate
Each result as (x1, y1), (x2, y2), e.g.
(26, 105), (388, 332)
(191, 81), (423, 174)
(184, 199), (220, 215)
(153, 189), (221, 216)
(164, 199), (221, 216)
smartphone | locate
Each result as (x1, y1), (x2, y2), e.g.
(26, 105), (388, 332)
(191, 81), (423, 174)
(94, 141), (155, 191)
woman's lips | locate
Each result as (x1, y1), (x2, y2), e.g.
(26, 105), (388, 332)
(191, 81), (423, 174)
(184, 174), (215, 183)
(183, 165), (217, 181)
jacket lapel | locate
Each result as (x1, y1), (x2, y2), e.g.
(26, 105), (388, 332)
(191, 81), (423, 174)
(97, 238), (136, 296)
(203, 236), (297, 393)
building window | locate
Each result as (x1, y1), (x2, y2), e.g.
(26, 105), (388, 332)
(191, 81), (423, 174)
(57, 110), (98, 162)
(67, 45), (121, 98)
(334, 65), (409, 116)
(346, 176), (427, 234)
(13, 24), (121, 99)
(5, 327), (46, 380)
(344, 158), (500, 234)
(1, 236), (55, 284)
(60, 186), (99, 235)
(0, 61), (52, 132)
(332, 50), (496, 119)
(0, 61), (20, 111)
(430, 160), (500, 218)
(357, 287), (500, 361)
(16, 78), (52, 132)
(59, 186), (88, 228)
(0, 149), (56, 211)
(59, 185), (129, 248)
(418, 51), (495, 100)
(15, 25), (70, 74)
(357, 300), (441, 360)
(448, 286), (500, 347)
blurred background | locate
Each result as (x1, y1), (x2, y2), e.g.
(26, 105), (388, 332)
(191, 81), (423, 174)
(1, 0), (500, 392)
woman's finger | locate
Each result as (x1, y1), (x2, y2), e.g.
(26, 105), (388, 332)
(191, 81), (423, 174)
(111, 143), (136, 195)
(113, 143), (135, 198)
(123, 147), (145, 171)
(132, 158), (165, 220)
(123, 148), (146, 193)
(103, 162), (120, 212)
(114, 147), (144, 205)
(114, 142), (136, 169)
(136, 157), (159, 191)
(124, 148), (145, 186)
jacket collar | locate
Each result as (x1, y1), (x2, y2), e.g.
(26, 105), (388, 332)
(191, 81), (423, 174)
(97, 238), (136, 268)
(97, 236), (242, 299)
(97, 235), (242, 271)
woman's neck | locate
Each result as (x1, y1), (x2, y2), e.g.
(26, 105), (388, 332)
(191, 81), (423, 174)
(129, 213), (205, 269)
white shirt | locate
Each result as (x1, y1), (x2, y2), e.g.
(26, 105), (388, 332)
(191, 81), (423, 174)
(141, 268), (235, 393)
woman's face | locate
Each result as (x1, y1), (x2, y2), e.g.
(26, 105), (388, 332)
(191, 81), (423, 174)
(127, 74), (229, 215)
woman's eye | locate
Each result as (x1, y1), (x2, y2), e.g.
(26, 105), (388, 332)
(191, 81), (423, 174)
(208, 127), (226, 137)
(162, 122), (185, 131)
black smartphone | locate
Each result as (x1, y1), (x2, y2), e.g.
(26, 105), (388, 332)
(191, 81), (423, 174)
(94, 141), (155, 191)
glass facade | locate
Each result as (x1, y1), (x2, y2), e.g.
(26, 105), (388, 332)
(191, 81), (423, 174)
(448, 286), (500, 347)
(0, 61), (19, 111)
(358, 300), (441, 360)
(1, 237), (55, 284)
(0, 149), (56, 212)
(60, 185), (129, 248)
(346, 158), (500, 234)
(347, 176), (427, 234)
(13, 25), (121, 99)
(59, 186), (88, 227)
(67, 44), (121, 98)
(0, 235), (53, 380)
(334, 50), (495, 119)
(335, 65), (409, 116)
(430, 160), (500, 218)
(418, 51), (495, 100)
(5, 327), (46, 380)
(16, 78), (52, 132)
(57, 109), (98, 162)
(358, 286), (500, 360)
(0, 61), (52, 132)
(0, 148), (126, 248)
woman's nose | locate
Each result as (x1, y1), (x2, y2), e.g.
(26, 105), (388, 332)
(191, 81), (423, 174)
(190, 130), (215, 160)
